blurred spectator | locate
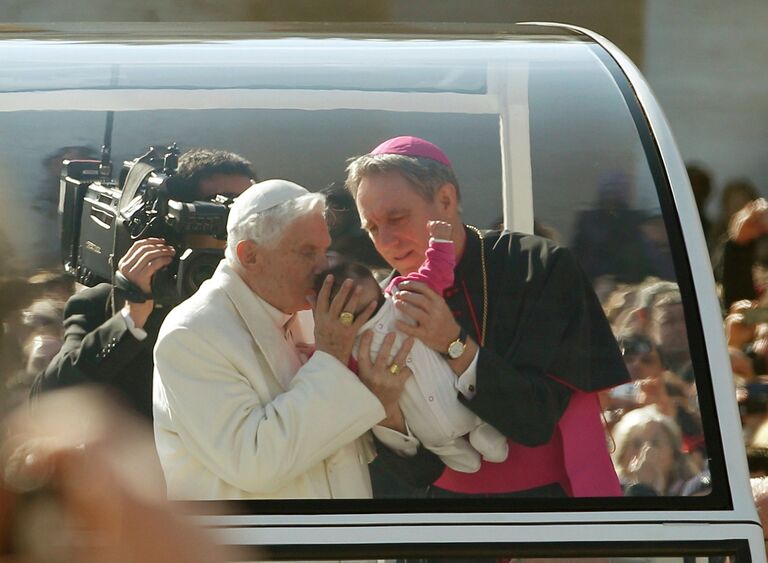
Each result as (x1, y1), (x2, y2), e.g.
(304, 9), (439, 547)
(605, 332), (704, 462)
(0, 387), (227, 561)
(8, 299), (65, 392)
(662, 371), (706, 471)
(747, 416), (768, 477)
(1, 279), (38, 407)
(725, 300), (762, 352)
(741, 378), (768, 447)
(602, 283), (635, 325)
(686, 163), (713, 249)
(725, 299), (768, 376)
(26, 270), (75, 303)
(615, 281), (690, 374)
(611, 405), (701, 496)
(638, 211), (675, 281)
(730, 346), (756, 381)
(1, 272), (72, 415)
(601, 280), (666, 333)
(644, 288), (690, 375)
(620, 334), (676, 420)
(722, 299), (768, 450)
(720, 197), (768, 308)
(751, 476), (768, 551)
(710, 178), (760, 248)
(571, 171), (660, 284)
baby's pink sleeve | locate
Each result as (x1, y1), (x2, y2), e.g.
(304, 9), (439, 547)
(386, 239), (455, 294)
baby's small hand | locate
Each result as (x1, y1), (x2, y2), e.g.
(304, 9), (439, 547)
(428, 220), (453, 240)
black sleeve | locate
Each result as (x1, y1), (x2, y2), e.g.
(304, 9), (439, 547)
(32, 284), (151, 393)
(372, 436), (445, 490)
(461, 241), (626, 447)
(465, 356), (571, 446)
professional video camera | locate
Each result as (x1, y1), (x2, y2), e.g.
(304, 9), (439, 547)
(59, 143), (234, 305)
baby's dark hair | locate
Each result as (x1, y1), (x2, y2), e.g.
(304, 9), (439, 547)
(313, 262), (379, 302)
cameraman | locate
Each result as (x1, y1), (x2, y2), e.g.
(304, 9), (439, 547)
(31, 148), (255, 420)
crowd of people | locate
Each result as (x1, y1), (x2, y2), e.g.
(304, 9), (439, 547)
(0, 138), (765, 554)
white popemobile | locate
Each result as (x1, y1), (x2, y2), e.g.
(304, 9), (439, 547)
(0, 21), (762, 562)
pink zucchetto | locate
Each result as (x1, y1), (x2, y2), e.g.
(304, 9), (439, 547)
(370, 136), (453, 168)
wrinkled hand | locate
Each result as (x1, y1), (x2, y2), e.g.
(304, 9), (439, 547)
(357, 331), (414, 431)
(392, 280), (460, 353)
(312, 275), (375, 364)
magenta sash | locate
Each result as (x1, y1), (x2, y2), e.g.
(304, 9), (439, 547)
(434, 390), (621, 497)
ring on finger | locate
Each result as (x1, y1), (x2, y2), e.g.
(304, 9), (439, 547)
(389, 363), (401, 375)
(339, 311), (354, 327)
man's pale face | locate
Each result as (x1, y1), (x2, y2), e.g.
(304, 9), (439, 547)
(355, 171), (445, 275)
(255, 212), (331, 314)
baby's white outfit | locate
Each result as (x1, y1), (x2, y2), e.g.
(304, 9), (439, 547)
(354, 300), (509, 473)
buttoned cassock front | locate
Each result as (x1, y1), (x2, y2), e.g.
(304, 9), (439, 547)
(153, 261), (386, 499)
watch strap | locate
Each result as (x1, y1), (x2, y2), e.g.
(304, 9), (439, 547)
(114, 271), (152, 304)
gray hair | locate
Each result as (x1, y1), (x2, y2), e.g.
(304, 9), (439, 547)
(225, 193), (326, 266)
(344, 153), (461, 203)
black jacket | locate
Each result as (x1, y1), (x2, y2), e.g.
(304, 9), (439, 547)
(31, 283), (167, 419)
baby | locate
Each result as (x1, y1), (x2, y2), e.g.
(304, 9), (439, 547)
(315, 221), (508, 473)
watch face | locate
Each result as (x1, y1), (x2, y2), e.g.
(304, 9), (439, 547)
(448, 340), (465, 359)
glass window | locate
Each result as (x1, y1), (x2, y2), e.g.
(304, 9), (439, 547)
(0, 27), (725, 511)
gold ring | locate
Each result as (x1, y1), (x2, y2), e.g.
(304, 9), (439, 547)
(389, 363), (401, 375)
(339, 311), (354, 327)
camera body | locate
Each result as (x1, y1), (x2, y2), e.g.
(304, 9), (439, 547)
(59, 145), (233, 305)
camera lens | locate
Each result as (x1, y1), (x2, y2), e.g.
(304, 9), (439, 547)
(178, 250), (222, 298)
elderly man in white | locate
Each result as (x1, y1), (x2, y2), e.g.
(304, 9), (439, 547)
(153, 179), (414, 499)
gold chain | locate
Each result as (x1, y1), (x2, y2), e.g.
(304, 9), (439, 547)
(465, 224), (488, 346)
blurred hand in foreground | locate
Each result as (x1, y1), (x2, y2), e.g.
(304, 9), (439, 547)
(1, 388), (231, 562)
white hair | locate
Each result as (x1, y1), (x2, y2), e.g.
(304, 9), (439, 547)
(225, 193), (326, 266)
